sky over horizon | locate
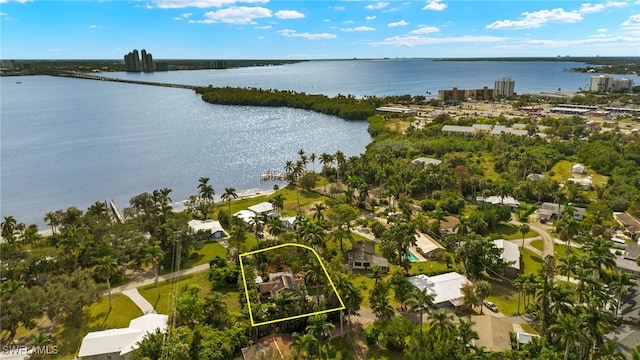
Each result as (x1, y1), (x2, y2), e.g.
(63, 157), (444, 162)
(1, 0), (639, 59)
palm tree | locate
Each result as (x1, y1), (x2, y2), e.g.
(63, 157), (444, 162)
(204, 291), (229, 326)
(585, 236), (615, 279)
(44, 211), (61, 234)
(95, 255), (119, 310)
(197, 177), (215, 219)
(145, 244), (165, 298)
(291, 332), (317, 360)
(429, 309), (455, 334)
(266, 218), (284, 238)
(457, 318), (479, 353)
(306, 313), (335, 358)
(412, 287), (436, 334)
(610, 271), (635, 318)
(319, 152), (334, 194)
(304, 259), (325, 306)
(558, 218), (580, 250)
(367, 265), (385, 287)
(558, 252), (580, 283)
(221, 187), (238, 217)
(21, 224), (42, 250)
(268, 193), (286, 215)
(371, 290), (395, 322)
(518, 223), (530, 248)
(309, 152), (317, 172)
(594, 339), (626, 360)
(549, 314), (586, 360)
(301, 222), (325, 253)
(311, 202), (327, 222)
(334, 150), (345, 183)
(1, 215), (19, 245)
(475, 280), (491, 314)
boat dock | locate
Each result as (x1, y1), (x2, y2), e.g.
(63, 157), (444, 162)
(260, 171), (287, 181)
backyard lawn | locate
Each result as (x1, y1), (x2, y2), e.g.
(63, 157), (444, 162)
(492, 223), (538, 240)
(139, 271), (211, 314)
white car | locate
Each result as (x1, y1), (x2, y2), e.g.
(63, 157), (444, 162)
(483, 300), (499, 312)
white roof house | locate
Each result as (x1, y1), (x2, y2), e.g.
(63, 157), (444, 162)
(493, 239), (520, 270)
(188, 219), (225, 233)
(248, 202), (275, 215)
(234, 209), (258, 225)
(407, 272), (471, 306)
(78, 313), (168, 359)
(572, 163), (585, 174)
(567, 177), (592, 189)
(411, 157), (442, 167)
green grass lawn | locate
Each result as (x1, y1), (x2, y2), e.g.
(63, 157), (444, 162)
(325, 330), (404, 360)
(485, 278), (520, 317)
(139, 271), (211, 315)
(187, 241), (228, 267)
(521, 247), (543, 275)
(491, 223), (538, 240)
(409, 260), (459, 276)
(53, 293), (143, 360)
(529, 240), (585, 259)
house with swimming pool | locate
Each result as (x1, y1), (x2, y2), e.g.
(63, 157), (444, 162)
(347, 241), (389, 272)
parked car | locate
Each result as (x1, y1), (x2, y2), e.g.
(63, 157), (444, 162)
(539, 218), (546, 224)
(483, 300), (499, 312)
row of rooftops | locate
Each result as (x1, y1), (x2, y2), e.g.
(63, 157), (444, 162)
(442, 124), (529, 136)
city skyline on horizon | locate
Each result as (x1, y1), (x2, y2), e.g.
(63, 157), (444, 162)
(1, 0), (639, 60)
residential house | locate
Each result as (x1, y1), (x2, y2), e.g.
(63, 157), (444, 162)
(616, 212), (640, 238)
(407, 272), (471, 308)
(476, 195), (520, 212)
(347, 241), (389, 272)
(280, 216), (297, 231)
(526, 173), (545, 181)
(188, 219), (227, 240)
(234, 209), (259, 225)
(604, 325), (640, 359)
(624, 245), (640, 262)
(471, 316), (513, 352)
(538, 202), (586, 222)
(241, 333), (293, 360)
(516, 332), (540, 347)
(258, 271), (305, 299)
(248, 202), (276, 217)
(78, 314), (168, 360)
(572, 163), (585, 174)
(493, 239), (520, 276)
(411, 157), (442, 167)
(567, 177), (592, 190)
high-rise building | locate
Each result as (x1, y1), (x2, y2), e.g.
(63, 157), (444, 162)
(124, 49), (155, 72)
(494, 77), (515, 97)
(589, 75), (614, 92)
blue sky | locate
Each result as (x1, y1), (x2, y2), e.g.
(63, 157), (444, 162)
(1, 0), (639, 59)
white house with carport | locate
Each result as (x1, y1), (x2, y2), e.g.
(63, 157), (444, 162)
(411, 157), (442, 167)
(493, 239), (520, 276)
(78, 313), (168, 360)
(188, 219), (227, 240)
(407, 272), (471, 308)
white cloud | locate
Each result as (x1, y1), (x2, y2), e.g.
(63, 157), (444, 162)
(331, 6), (345, 11)
(375, 34), (506, 47)
(388, 20), (409, 27)
(365, 2), (388, 10)
(579, 1), (626, 14)
(173, 12), (193, 20)
(88, 24), (102, 28)
(275, 10), (304, 19)
(366, 15), (376, 20)
(277, 29), (337, 40)
(191, 6), (272, 25)
(343, 20), (355, 24)
(621, 13), (640, 27)
(323, 18), (331, 23)
(342, 26), (375, 32)
(423, 0), (446, 11)
(408, 25), (439, 34)
(255, 25), (271, 29)
(0, 0), (33, 3)
(597, 28), (607, 32)
(486, 8), (582, 29)
(0, 12), (7, 16)
(152, 0), (268, 9)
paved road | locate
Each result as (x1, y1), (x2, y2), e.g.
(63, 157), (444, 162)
(112, 262), (212, 294)
(509, 219), (556, 258)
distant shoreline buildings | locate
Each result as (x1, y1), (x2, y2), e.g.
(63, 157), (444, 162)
(589, 74), (633, 93)
(123, 49), (168, 72)
(438, 77), (516, 103)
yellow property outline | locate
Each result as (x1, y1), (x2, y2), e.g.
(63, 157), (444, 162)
(238, 243), (345, 327)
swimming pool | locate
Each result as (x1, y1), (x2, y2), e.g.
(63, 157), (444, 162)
(406, 252), (419, 262)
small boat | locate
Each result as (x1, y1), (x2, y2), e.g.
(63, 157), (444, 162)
(16, 81), (21, 84)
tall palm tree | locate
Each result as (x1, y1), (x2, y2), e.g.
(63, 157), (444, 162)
(558, 252), (580, 283)
(266, 218), (284, 238)
(367, 265), (385, 287)
(301, 222), (325, 253)
(1, 216), (19, 245)
(305, 313), (335, 358)
(44, 211), (61, 234)
(204, 291), (229, 326)
(221, 187), (238, 217)
(319, 152), (334, 194)
(311, 202), (327, 222)
(550, 314), (586, 360)
(228, 225), (247, 262)
(291, 332), (317, 360)
(145, 244), (165, 298)
(610, 271), (635, 318)
(457, 318), (479, 353)
(309, 152), (317, 172)
(412, 287), (436, 334)
(429, 309), (455, 334)
(371, 290), (395, 322)
(21, 224), (42, 250)
(304, 259), (325, 306)
(334, 150), (345, 183)
(197, 177), (215, 219)
(268, 193), (286, 215)
(95, 255), (119, 310)
(585, 236), (615, 279)
(519, 223), (530, 248)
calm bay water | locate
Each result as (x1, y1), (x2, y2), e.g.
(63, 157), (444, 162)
(2, 59), (638, 227)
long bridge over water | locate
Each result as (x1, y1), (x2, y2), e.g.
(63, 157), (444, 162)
(48, 70), (198, 90)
